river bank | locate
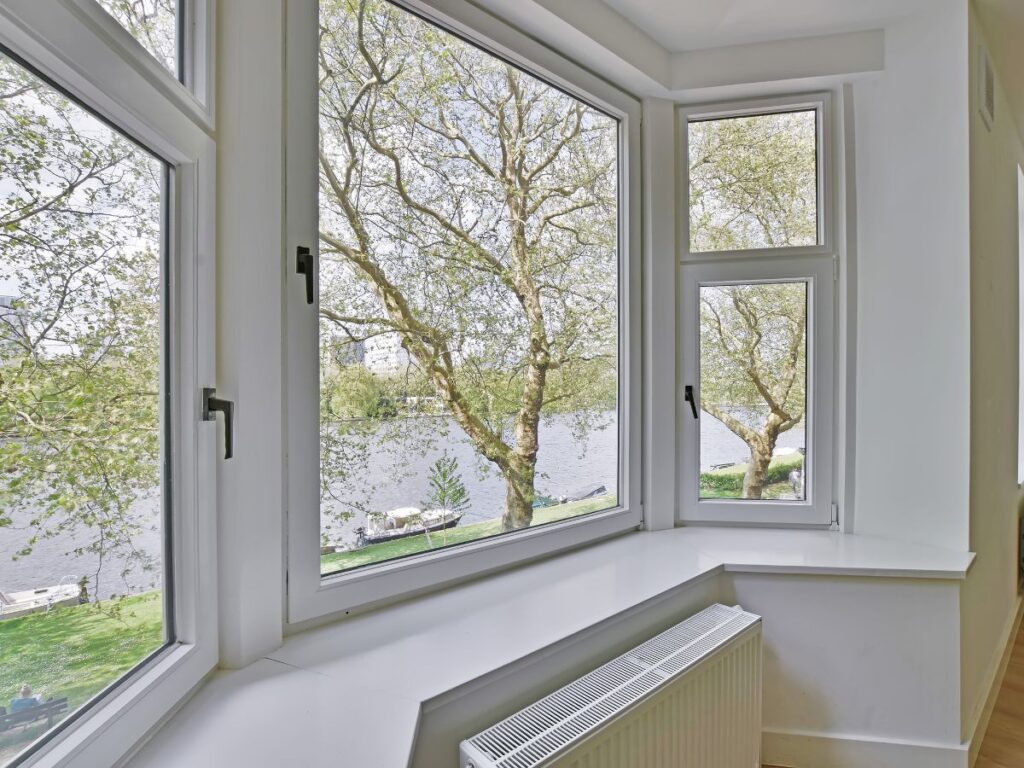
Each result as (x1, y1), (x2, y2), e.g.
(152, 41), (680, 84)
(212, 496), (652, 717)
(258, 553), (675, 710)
(2, 410), (802, 594)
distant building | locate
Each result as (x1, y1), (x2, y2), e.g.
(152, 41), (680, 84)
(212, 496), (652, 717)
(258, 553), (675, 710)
(333, 338), (366, 367)
(322, 322), (410, 375)
(362, 332), (411, 376)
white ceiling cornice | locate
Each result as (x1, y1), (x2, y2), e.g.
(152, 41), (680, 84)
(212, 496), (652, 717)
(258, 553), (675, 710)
(669, 30), (884, 98)
(471, 0), (886, 100)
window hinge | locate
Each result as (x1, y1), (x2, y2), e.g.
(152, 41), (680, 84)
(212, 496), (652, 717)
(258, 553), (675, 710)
(829, 502), (840, 531)
(833, 254), (838, 281)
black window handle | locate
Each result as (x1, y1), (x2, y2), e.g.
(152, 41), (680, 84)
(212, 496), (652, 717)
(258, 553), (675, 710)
(202, 387), (234, 460)
(296, 246), (314, 305)
(684, 385), (699, 420)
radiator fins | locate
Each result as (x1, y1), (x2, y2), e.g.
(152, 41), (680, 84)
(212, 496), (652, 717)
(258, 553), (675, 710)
(460, 603), (762, 768)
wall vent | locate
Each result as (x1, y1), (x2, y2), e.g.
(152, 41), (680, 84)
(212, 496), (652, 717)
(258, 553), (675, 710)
(980, 44), (996, 130)
(460, 603), (761, 768)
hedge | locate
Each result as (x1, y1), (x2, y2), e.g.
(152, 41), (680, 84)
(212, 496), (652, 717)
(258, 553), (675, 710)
(699, 452), (804, 494)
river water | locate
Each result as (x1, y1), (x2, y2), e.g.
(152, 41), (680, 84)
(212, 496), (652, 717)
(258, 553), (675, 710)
(1, 411), (803, 595)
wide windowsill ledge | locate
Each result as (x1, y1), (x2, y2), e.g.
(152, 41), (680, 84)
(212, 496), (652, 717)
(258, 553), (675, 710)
(678, 526), (975, 580)
(128, 527), (974, 767)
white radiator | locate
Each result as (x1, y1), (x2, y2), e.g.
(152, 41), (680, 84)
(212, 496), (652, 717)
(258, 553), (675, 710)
(459, 604), (762, 768)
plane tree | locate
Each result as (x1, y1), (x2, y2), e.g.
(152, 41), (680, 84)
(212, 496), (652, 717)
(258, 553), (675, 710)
(317, 0), (619, 530)
(0, 57), (162, 597)
(689, 112), (815, 498)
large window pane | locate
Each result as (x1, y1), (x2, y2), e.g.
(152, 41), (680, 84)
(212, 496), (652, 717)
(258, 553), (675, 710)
(689, 110), (818, 252)
(699, 282), (807, 501)
(96, 0), (178, 77)
(0, 54), (166, 765)
(317, 0), (620, 575)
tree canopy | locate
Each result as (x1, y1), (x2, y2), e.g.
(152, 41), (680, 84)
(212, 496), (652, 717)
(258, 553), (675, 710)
(96, 0), (178, 75)
(689, 111), (816, 499)
(0, 56), (163, 597)
(689, 111), (817, 252)
(317, 0), (620, 530)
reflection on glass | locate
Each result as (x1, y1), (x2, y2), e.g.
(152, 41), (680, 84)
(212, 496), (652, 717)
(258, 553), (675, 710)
(317, 0), (620, 574)
(699, 282), (807, 501)
(689, 110), (818, 253)
(96, 0), (178, 76)
(0, 54), (166, 765)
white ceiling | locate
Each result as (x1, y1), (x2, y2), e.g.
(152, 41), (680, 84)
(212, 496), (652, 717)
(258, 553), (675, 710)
(599, 0), (934, 52)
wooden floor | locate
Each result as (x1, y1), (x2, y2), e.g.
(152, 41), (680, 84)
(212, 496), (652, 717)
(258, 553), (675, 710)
(976, 619), (1024, 768)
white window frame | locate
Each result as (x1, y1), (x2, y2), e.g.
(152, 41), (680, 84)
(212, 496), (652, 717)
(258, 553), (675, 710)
(67, 0), (216, 124)
(678, 95), (836, 527)
(681, 93), (834, 263)
(285, 0), (642, 623)
(0, 3), (218, 766)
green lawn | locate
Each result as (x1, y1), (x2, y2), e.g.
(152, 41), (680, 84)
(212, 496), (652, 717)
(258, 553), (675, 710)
(699, 453), (804, 499)
(699, 480), (795, 499)
(322, 494), (617, 573)
(0, 591), (164, 759)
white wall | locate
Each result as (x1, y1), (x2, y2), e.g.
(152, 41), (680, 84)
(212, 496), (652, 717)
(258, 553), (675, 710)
(959, 4), (1024, 743)
(722, 573), (965, 766)
(852, 0), (972, 551)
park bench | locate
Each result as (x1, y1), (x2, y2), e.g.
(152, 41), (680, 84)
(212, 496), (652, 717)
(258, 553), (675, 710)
(0, 698), (69, 733)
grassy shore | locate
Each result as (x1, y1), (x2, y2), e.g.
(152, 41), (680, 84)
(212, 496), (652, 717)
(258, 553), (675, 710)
(0, 591), (163, 759)
(698, 480), (795, 499)
(321, 494), (617, 573)
(698, 453), (804, 499)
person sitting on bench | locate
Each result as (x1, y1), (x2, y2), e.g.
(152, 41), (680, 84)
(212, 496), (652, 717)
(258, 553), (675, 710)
(9, 685), (42, 713)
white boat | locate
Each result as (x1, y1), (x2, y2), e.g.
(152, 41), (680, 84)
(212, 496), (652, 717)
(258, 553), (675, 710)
(355, 506), (464, 547)
(0, 577), (81, 620)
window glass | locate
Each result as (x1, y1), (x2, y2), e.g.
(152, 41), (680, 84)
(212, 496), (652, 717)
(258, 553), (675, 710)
(317, 0), (620, 575)
(0, 53), (167, 765)
(96, 0), (178, 76)
(698, 281), (807, 501)
(689, 110), (818, 253)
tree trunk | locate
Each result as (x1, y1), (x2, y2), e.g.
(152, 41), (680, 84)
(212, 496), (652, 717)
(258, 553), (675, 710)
(741, 448), (770, 501)
(503, 465), (536, 531)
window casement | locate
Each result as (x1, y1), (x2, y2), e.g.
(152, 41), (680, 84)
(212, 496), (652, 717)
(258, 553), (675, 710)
(678, 95), (836, 527)
(0, 2), (216, 767)
(285, 0), (642, 622)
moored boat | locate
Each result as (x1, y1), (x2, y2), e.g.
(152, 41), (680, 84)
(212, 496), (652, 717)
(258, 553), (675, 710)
(355, 506), (464, 547)
(559, 484), (607, 504)
(0, 577), (81, 620)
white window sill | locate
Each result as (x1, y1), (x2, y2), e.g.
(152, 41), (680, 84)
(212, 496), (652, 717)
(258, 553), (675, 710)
(127, 527), (974, 767)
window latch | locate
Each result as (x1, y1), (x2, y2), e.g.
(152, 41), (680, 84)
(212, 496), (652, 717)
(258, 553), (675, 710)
(296, 245), (314, 305)
(684, 385), (699, 419)
(202, 387), (234, 460)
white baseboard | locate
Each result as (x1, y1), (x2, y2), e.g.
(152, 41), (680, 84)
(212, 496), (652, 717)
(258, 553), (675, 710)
(966, 594), (1024, 766)
(763, 728), (968, 768)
